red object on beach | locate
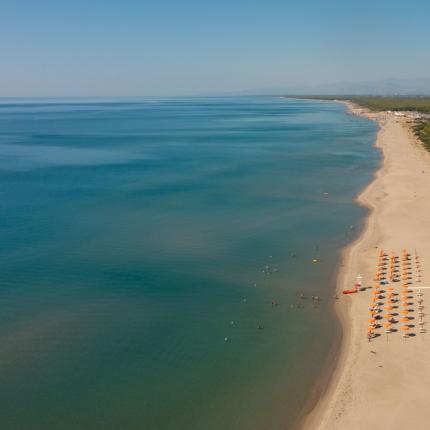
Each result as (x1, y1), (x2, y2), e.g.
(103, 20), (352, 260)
(343, 276), (361, 295)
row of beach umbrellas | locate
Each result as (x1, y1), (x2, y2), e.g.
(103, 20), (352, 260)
(368, 249), (424, 340)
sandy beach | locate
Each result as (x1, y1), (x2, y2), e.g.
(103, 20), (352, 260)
(302, 102), (430, 430)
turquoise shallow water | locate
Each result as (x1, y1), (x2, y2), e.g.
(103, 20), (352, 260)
(0, 97), (378, 430)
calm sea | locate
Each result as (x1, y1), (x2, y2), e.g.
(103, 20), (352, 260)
(0, 97), (378, 430)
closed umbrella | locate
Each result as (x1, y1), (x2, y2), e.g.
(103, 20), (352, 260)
(401, 326), (410, 339)
(384, 322), (392, 335)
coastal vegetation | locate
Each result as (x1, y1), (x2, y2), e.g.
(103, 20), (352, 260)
(413, 121), (430, 150)
(347, 96), (430, 113)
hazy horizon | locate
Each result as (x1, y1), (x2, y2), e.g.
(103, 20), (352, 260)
(1, 0), (429, 97)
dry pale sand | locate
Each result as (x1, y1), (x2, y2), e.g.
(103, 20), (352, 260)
(301, 102), (430, 430)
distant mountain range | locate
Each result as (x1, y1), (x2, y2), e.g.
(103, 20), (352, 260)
(231, 78), (430, 96)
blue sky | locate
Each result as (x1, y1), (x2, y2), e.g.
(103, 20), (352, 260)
(1, 0), (429, 96)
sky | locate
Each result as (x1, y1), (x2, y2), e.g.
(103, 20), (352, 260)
(1, 0), (430, 96)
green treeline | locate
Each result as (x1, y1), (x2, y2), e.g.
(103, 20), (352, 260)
(348, 97), (430, 113)
(292, 95), (430, 113)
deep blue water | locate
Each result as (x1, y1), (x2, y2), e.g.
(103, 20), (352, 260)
(0, 97), (378, 430)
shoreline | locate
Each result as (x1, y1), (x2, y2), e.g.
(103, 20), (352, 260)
(293, 100), (381, 429)
(301, 101), (430, 429)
